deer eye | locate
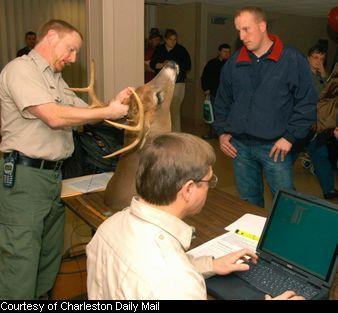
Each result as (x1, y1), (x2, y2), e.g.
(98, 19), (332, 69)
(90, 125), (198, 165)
(156, 92), (163, 105)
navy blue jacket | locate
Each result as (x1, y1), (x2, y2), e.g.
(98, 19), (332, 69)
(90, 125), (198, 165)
(150, 43), (191, 83)
(213, 35), (317, 144)
(201, 57), (227, 97)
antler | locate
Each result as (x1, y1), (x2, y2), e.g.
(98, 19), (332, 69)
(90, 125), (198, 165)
(67, 59), (145, 159)
(67, 59), (105, 108)
(103, 87), (145, 158)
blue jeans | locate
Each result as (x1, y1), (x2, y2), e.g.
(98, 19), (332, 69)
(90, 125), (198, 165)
(292, 136), (335, 195)
(231, 137), (294, 208)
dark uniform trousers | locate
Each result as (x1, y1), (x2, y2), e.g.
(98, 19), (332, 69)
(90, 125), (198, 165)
(0, 158), (64, 299)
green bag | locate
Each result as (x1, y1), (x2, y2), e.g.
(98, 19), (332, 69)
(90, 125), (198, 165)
(203, 96), (214, 124)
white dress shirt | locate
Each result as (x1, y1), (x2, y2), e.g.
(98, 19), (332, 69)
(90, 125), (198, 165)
(86, 197), (214, 300)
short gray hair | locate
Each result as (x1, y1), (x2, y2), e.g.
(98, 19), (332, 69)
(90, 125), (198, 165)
(136, 132), (216, 205)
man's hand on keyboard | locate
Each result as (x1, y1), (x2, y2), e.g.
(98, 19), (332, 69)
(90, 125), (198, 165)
(265, 291), (305, 300)
(212, 249), (258, 275)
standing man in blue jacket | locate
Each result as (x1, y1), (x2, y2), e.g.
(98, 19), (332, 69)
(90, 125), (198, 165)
(213, 6), (317, 207)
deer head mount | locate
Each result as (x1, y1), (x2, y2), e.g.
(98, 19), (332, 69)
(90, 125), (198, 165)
(69, 60), (179, 210)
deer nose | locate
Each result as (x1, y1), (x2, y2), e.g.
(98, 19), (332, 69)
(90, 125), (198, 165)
(165, 60), (178, 70)
(165, 61), (179, 75)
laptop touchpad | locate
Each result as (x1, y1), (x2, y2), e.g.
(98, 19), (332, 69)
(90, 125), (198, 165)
(206, 274), (266, 300)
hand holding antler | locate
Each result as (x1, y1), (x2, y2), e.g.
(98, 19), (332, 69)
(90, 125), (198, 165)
(107, 87), (131, 120)
(68, 59), (145, 158)
(115, 88), (133, 104)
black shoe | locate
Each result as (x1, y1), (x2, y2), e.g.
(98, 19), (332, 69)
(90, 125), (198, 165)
(323, 189), (338, 200)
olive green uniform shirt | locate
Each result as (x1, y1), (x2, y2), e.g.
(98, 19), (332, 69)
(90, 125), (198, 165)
(0, 49), (87, 160)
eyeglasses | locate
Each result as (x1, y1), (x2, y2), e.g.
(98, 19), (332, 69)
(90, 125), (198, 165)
(196, 173), (218, 189)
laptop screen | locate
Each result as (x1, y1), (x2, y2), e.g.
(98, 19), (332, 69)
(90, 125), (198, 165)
(259, 191), (338, 281)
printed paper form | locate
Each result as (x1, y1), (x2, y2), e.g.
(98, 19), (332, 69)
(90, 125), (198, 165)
(225, 213), (266, 238)
(187, 232), (258, 259)
(61, 172), (113, 198)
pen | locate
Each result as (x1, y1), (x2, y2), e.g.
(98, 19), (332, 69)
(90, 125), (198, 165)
(235, 229), (260, 241)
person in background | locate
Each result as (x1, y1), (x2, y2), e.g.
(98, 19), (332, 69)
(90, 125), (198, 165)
(16, 31), (37, 57)
(0, 19), (130, 300)
(86, 132), (303, 300)
(292, 45), (337, 200)
(150, 29), (191, 132)
(307, 45), (327, 93)
(213, 6), (317, 208)
(201, 43), (231, 139)
(145, 29), (162, 83)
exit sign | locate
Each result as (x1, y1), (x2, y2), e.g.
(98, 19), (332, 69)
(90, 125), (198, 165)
(211, 16), (226, 25)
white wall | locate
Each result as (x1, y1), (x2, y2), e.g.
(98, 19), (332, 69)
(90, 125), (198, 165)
(86, 0), (144, 101)
(0, 0), (87, 87)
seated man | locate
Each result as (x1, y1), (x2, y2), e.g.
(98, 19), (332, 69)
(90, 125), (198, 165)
(86, 132), (303, 300)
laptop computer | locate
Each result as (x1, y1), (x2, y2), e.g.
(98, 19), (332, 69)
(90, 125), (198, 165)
(206, 189), (338, 300)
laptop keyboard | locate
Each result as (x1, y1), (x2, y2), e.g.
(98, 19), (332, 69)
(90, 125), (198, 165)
(236, 259), (320, 299)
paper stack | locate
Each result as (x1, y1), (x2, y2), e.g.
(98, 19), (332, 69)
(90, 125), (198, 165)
(187, 214), (266, 259)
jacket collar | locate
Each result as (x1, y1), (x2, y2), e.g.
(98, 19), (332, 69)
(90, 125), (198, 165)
(236, 34), (284, 63)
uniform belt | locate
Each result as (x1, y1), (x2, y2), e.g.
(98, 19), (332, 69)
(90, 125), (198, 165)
(3, 152), (63, 171)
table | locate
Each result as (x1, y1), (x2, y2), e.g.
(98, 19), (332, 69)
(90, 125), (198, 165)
(62, 188), (337, 299)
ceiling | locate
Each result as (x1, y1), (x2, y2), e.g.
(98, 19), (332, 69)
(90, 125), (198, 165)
(148, 0), (337, 18)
